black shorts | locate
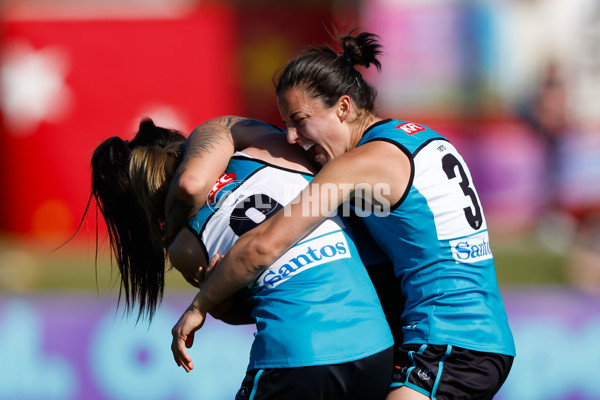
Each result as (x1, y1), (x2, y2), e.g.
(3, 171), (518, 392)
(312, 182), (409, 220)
(391, 344), (514, 400)
(235, 347), (393, 400)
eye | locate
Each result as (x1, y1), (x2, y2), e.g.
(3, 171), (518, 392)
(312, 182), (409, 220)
(293, 116), (306, 125)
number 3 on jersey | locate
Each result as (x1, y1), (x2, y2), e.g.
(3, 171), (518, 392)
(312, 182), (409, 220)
(441, 153), (483, 230)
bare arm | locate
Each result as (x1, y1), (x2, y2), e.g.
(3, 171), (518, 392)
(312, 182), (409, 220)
(168, 229), (254, 325)
(168, 228), (208, 288)
(171, 141), (410, 372)
(187, 141), (409, 313)
(164, 116), (285, 242)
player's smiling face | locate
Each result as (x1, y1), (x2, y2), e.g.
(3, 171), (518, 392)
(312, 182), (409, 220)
(278, 86), (349, 166)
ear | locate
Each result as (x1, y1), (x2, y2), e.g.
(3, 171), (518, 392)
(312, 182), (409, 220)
(336, 95), (352, 121)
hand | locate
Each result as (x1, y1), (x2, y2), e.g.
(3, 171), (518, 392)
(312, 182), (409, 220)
(171, 305), (206, 372)
(203, 254), (223, 281)
(178, 254), (223, 288)
(194, 254), (224, 288)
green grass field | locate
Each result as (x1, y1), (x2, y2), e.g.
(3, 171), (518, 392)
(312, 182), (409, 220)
(0, 231), (569, 295)
(0, 234), (193, 294)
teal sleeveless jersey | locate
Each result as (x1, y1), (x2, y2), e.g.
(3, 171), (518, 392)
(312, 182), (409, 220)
(187, 153), (394, 370)
(356, 120), (515, 356)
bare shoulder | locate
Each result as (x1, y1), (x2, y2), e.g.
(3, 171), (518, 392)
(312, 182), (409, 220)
(242, 132), (317, 174)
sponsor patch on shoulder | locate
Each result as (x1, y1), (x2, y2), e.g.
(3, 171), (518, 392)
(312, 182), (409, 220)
(395, 122), (425, 135)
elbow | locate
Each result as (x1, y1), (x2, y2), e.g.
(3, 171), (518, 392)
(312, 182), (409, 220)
(174, 173), (208, 205)
(238, 236), (282, 276)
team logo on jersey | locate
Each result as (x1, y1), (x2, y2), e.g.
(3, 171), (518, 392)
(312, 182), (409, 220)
(206, 173), (236, 204)
(449, 232), (493, 263)
(395, 122), (425, 135)
(255, 224), (351, 288)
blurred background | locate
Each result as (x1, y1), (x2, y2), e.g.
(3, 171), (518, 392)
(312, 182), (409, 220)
(0, 0), (599, 399)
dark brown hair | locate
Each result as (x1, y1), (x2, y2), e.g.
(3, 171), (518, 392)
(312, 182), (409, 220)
(275, 29), (383, 111)
(89, 118), (185, 321)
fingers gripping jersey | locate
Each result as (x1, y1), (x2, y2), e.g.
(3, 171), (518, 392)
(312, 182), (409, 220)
(357, 120), (515, 357)
(187, 153), (393, 370)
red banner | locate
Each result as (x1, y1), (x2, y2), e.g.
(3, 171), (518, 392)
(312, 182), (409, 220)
(0, 5), (241, 241)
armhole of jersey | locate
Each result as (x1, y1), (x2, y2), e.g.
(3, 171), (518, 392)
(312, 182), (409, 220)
(183, 224), (209, 262)
(359, 137), (414, 211)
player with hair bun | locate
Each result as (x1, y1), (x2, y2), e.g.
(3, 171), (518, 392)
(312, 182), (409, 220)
(168, 29), (516, 400)
(89, 117), (394, 400)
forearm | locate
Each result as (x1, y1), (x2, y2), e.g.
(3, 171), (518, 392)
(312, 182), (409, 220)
(180, 153), (365, 314)
(165, 116), (282, 240)
(190, 232), (272, 314)
(191, 202), (326, 314)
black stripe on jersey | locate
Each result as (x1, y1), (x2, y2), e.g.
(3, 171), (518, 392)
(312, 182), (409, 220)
(359, 136), (450, 211)
(183, 224), (210, 262)
(413, 137), (450, 157)
(357, 137), (414, 211)
(364, 118), (393, 135)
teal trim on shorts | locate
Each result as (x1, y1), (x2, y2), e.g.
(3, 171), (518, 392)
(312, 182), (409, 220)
(430, 345), (452, 400)
(389, 382), (430, 397)
(248, 369), (264, 400)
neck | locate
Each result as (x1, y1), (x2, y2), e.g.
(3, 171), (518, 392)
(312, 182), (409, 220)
(350, 112), (381, 149)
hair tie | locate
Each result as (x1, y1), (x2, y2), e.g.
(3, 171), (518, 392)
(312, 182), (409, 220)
(339, 52), (353, 66)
